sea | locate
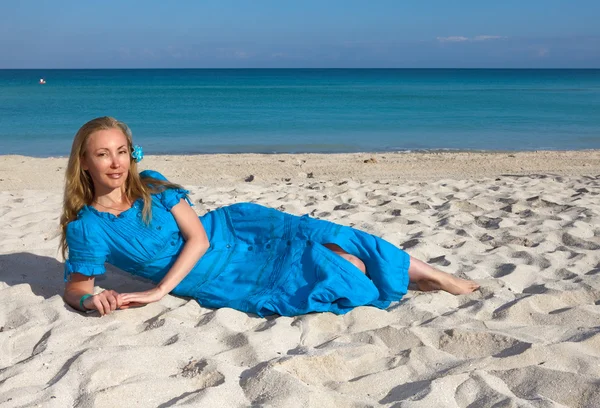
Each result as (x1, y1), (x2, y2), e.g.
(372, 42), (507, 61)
(0, 69), (599, 157)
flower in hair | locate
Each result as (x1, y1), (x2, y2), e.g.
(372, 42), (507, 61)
(131, 145), (144, 163)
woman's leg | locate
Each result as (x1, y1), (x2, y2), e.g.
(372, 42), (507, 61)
(407, 256), (479, 294)
(323, 243), (478, 295)
(323, 243), (367, 274)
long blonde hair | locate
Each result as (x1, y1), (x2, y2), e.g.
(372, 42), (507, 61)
(60, 116), (183, 259)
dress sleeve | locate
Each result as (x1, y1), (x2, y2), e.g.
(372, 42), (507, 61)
(64, 220), (108, 282)
(140, 169), (192, 211)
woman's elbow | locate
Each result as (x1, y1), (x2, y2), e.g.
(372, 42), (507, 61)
(189, 236), (210, 253)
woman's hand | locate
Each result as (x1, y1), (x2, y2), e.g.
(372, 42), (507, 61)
(82, 289), (123, 316)
(120, 287), (167, 307)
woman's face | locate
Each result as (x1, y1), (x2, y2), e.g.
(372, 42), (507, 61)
(82, 128), (131, 195)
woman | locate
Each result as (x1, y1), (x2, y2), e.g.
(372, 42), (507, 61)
(61, 117), (479, 316)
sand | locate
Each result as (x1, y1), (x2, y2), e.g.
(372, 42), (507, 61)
(1, 150), (599, 407)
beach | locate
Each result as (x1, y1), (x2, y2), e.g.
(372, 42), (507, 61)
(1, 150), (600, 407)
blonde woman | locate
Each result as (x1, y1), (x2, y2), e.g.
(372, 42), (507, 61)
(61, 117), (479, 316)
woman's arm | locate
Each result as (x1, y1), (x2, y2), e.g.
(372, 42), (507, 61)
(64, 274), (95, 311)
(64, 274), (123, 315)
(157, 197), (210, 294)
(120, 198), (210, 305)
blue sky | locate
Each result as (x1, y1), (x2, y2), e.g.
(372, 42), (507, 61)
(1, 0), (599, 68)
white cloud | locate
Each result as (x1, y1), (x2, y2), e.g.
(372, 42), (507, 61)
(437, 36), (469, 43)
(437, 35), (507, 43)
(474, 35), (506, 41)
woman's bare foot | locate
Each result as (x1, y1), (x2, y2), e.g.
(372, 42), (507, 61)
(415, 273), (480, 294)
(408, 257), (479, 295)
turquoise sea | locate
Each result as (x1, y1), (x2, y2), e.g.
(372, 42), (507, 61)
(0, 69), (599, 156)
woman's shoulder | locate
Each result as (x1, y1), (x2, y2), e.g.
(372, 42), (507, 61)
(66, 208), (96, 232)
(140, 169), (168, 182)
(139, 169), (191, 210)
(65, 209), (106, 246)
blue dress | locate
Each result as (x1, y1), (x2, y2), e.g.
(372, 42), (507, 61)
(65, 170), (410, 316)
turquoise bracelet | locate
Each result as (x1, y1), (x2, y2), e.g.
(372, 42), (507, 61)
(79, 294), (93, 310)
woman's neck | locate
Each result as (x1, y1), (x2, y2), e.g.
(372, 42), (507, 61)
(93, 188), (131, 213)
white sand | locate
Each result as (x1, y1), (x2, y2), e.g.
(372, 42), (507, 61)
(1, 151), (600, 407)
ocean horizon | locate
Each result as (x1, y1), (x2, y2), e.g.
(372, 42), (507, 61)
(1, 68), (599, 157)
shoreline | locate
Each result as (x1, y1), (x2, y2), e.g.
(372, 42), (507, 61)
(3, 147), (600, 159)
(1, 149), (599, 191)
